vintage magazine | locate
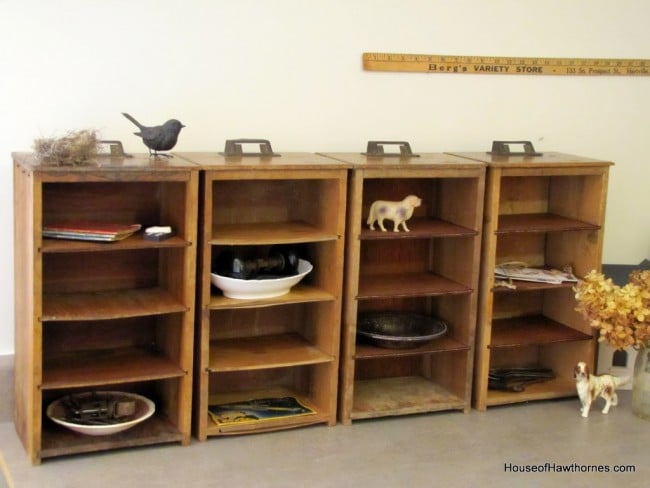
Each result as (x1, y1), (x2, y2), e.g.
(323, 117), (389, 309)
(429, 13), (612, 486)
(43, 223), (142, 242)
(495, 263), (578, 285)
(208, 396), (315, 426)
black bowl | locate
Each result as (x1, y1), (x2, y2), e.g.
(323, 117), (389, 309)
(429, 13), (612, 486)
(357, 312), (448, 349)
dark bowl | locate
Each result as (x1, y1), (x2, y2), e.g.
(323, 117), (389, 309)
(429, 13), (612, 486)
(357, 312), (448, 349)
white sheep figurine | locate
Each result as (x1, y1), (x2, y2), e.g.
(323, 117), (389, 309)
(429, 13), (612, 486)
(366, 195), (422, 232)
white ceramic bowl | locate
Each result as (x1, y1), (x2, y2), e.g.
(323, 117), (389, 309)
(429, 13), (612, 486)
(211, 259), (313, 299)
(46, 391), (155, 436)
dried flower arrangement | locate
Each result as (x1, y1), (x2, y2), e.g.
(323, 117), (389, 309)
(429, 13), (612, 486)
(33, 129), (100, 165)
(575, 269), (650, 350)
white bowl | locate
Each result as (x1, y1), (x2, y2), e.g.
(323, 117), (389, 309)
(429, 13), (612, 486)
(46, 391), (155, 436)
(211, 259), (313, 299)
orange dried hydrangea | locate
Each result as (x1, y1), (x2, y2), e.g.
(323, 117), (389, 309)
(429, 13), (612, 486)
(575, 270), (650, 350)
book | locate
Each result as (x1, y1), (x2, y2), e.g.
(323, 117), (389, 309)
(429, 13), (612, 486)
(495, 263), (578, 285)
(43, 223), (142, 242)
(208, 396), (315, 426)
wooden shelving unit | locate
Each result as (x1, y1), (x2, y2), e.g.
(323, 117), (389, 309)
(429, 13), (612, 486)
(176, 152), (348, 440)
(449, 151), (612, 410)
(13, 153), (198, 464)
(321, 152), (485, 424)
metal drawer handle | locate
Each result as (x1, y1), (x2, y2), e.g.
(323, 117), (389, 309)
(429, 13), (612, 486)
(98, 140), (132, 158)
(362, 140), (419, 157)
(221, 139), (280, 157)
(489, 140), (542, 156)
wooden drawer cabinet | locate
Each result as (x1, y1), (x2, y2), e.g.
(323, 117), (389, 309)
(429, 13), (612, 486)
(176, 152), (348, 439)
(450, 151), (612, 410)
(13, 153), (198, 463)
(321, 152), (485, 423)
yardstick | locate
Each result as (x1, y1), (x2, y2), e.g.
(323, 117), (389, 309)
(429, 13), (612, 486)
(363, 52), (650, 76)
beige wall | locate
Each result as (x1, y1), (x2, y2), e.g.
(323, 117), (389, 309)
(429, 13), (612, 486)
(2, 0), (649, 354)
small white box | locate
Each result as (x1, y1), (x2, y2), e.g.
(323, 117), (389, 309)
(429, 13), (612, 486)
(597, 343), (637, 389)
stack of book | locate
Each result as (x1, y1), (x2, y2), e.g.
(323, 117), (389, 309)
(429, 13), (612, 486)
(43, 223), (142, 242)
(494, 263), (578, 285)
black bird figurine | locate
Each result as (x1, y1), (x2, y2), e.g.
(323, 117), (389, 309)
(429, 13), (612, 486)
(122, 112), (185, 157)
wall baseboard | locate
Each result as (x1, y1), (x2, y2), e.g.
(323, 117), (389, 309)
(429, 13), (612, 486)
(0, 354), (13, 423)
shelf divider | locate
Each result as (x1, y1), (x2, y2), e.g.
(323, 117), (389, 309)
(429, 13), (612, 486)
(209, 285), (334, 310)
(208, 333), (334, 372)
(486, 377), (577, 406)
(41, 235), (190, 253)
(354, 335), (468, 359)
(211, 221), (339, 245)
(489, 315), (593, 348)
(359, 217), (477, 240)
(357, 272), (472, 299)
(42, 348), (185, 389)
(496, 213), (600, 234)
(41, 414), (183, 459)
(351, 376), (466, 419)
(42, 288), (188, 321)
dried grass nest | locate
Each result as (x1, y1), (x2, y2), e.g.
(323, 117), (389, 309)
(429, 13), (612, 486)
(33, 129), (100, 165)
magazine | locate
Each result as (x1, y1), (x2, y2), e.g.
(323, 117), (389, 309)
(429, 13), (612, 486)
(208, 396), (315, 426)
(43, 223), (142, 242)
(495, 263), (578, 285)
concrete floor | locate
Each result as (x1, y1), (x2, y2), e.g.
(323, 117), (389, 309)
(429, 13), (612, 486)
(0, 391), (647, 488)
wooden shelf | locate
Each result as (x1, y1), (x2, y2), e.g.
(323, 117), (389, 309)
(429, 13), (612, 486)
(211, 221), (339, 245)
(360, 218), (477, 240)
(351, 376), (466, 419)
(41, 235), (190, 253)
(205, 387), (328, 435)
(195, 163), (347, 440)
(490, 315), (593, 348)
(41, 413), (183, 459)
(462, 153), (611, 410)
(207, 333), (334, 372)
(42, 348), (185, 389)
(486, 377), (577, 407)
(209, 284), (335, 309)
(355, 336), (468, 359)
(42, 288), (188, 321)
(333, 155), (485, 423)
(496, 213), (600, 234)
(13, 154), (198, 463)
(358, 272), (472, 299)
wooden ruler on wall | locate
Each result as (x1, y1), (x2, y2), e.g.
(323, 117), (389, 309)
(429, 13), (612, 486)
(363, 52), (650, 76)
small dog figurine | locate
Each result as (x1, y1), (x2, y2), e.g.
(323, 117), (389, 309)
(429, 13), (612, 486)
(574, 361), (628, 418)
(367, 195), (422, 232)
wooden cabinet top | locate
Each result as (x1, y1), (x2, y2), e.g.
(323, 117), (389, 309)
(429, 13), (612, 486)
(174, 152), (350, 170)
(13, 152), (199, 172)
(447, 151), (613, 168)
(319, 152), (485, 169)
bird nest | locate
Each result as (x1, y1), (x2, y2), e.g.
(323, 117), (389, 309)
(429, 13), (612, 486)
(33, 129), (100, 165)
